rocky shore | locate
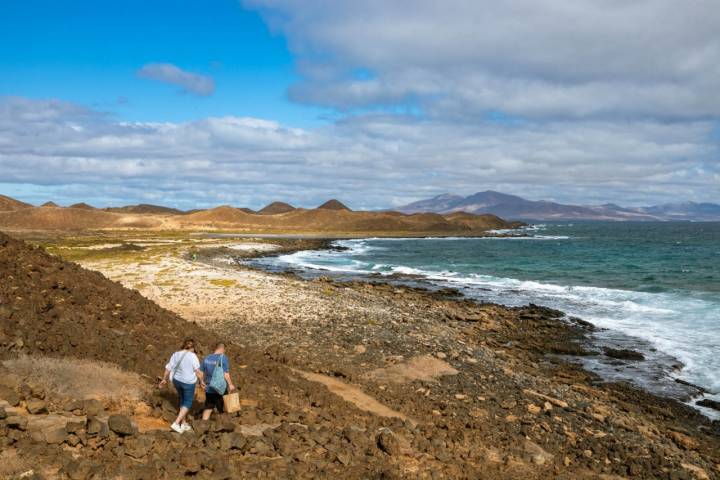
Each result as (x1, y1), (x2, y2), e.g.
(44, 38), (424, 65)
(1, 232), (719, 479)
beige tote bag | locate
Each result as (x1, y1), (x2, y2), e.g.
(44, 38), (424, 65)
(223, 392), (241, 413)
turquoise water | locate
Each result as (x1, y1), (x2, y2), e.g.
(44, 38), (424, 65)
(253, 222), (720, 414)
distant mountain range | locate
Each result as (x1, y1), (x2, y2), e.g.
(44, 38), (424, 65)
(397, 191), (720, 221)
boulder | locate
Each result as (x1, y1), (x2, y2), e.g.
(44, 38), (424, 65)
(26, 398), (48, 414)
(696, 398), (720, 411)
(43, 425), (67, 444)
(83, 399), (104, 416)
(86, 417), (109, 437)
(65, 420), (85, 434)
(522, 440), (554, 466)
(377, 428), (401, 456)
(0, 406), (6, 419)
(0, 386), (20, 407)
(603, 347), (644, 361)
(124, 435), (154, 459)
(64, 459), (95, 480)
(108, 414), (135, 436)
(6, 415), (28, 430)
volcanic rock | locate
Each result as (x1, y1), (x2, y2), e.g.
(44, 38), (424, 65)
(6, 416), (28, 430)
(696, 398), (720, 411)
(108, 415), (135, 436)
(26, 398), (48, 414)
(603, 347), (645, 361)
(377, 428), (401, 456)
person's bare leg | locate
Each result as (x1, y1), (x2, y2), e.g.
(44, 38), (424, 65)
(174, 406), (189, 425)
(202, 408), (212, 420)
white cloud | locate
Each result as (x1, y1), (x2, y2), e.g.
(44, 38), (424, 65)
(246, 0), (720, 119)
(137, 63), (215, 96)
(0, 96), (717, 209)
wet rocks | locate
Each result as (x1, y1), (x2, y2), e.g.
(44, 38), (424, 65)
(603, 347), (645, 361)
(107, 415), (135, 436)
(695, 398), (720, 411)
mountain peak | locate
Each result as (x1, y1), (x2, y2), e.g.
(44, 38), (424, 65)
(258, 201), (296, 215)
(317, 199), (351, 211)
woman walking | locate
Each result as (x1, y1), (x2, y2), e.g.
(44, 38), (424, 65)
(159, 338), (205, 433)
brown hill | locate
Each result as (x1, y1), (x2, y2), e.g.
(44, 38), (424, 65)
(105, 204), (184, 215)
(68, 202), (95, 210)
(0, 206), (161, 230)
(442, 212), (513, 230)
(0, 200), (519, 234)
(180, 205), (256, 225)
(0, 194), (32, 212)
(258, 201), (296, 215)
(41, 201), (59, 207)
(317, 199), (351, 211)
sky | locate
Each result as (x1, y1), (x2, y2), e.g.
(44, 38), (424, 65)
(0, 0), (718, 210)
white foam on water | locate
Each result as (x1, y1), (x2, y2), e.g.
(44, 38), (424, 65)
(269, 240), (720, 399)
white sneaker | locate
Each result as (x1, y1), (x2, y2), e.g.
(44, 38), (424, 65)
(181, 423), (193, 432)
(170, 422), (183, 434)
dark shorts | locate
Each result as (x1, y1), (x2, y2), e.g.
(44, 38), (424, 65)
(205, 390), (225, 412)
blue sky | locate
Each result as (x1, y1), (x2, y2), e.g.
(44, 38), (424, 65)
(0, 0), (718, 209)
(0, 0), (323, 125)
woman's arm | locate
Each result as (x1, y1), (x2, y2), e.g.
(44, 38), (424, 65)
(195, 368), (206, 389)
(159, 368), (171, 387)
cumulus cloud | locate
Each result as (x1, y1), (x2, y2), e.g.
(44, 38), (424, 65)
(0, 96), (717, 209)
(246, 0), (720, 120)
(137, 63), (215, 96)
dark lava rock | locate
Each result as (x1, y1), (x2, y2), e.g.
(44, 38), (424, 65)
(63, 459), (95, 480)
(65, 420), (85, 434)
(87, 417), (109, 437)
(377, 428), (401, 456)
(124, 435), (154, 459)
(108, 415), (135, 436)
(603, 347), (645, 361)
(696, 398), (720, 411)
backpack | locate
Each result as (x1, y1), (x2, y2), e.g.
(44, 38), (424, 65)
(208, 355), (227, 394)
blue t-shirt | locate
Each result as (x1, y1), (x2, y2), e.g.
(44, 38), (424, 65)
(201, 353), (229, 392)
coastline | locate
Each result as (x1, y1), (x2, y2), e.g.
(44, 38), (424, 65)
(55, 232), (720, 478)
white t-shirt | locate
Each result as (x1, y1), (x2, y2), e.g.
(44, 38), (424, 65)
(165, 350), (201, 384)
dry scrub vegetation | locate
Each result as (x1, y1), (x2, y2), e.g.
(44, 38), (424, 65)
(3, 355), (149, 404)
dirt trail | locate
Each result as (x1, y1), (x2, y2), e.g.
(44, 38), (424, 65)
(293, 369), (411, 422)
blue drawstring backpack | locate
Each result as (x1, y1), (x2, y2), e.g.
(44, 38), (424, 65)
(208, 356), (227, 394)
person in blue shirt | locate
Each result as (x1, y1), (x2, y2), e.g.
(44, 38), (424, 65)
(201, 342), (236, 420)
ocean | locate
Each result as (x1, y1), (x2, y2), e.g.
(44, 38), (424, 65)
(249, 222), (720, 417)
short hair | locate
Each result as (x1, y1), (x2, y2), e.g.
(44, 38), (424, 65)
(214, 342), (226, 350)
(181, 338), (195, 350)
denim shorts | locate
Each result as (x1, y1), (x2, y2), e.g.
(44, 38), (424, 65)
(173, 379), (196, 409)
